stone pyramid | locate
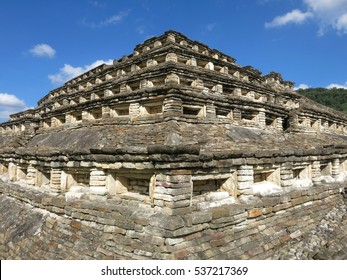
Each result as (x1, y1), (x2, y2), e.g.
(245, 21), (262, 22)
(0, 29), (346, 209)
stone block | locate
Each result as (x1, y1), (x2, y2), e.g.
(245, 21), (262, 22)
(90, 180), (107, 186)
(230, 158), (246, 165)
(165, 237), (185, 246)
(149, 213), (185, 231)
(153, 199), (165, 207)
(262, 207), (273, 215)
(89, 187), (107, 196)
(165, 199), (191, 208)
(238, 182), (252, 190)
(197, 197), (236, 210)
(281, 174), (293, 180)
(153, 193), (173, 202)
(247, 245), (264, 257)
(155, 186), (191, 196)
(239, 165), (253, 170)
(103, 225), (126, 234)
(172, 224), (207, 238)
(188, 211), (212, 224)
(281, 180), (293, 187)
(248, 208), (263, 218)
(237, 175), (253, 182)
(159, 206), (193, 215)
(273, 202), (292, 212)
(168, 175), (192, 183)
(89, 194), (107, 202)
(238, 170), (253, 176)
(211, 212), (248, 226)
(291, 196), (310, 206)
(122, 162), (136, 169)
(205, 192), (229, 201)
(65, 192), (86, 201)
(211, 204), (245, 219)
(130, 211), (151, 226)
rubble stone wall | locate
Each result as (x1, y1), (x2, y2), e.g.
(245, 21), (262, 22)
(0, 180), (345, 260)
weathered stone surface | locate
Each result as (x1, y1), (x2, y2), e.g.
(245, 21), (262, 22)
(211, 204), (245, 219)
(1, 30), (347, 260)
(149, 213), (185, 231)
(188, 211), (212, 224)
(0, 181), (346, 260)
(197, 197), (236, 210)
(248, 208), (263, 218)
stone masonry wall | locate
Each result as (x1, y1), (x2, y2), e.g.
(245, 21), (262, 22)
(0, 180), (345, 260)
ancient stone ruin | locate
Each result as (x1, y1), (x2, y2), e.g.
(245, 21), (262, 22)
(0, 30), (346, 259)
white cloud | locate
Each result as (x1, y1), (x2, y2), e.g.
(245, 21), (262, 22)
(136, 26), (145, 35)
(102, 12), (128, 25)
(265, 9), (314, 28)
(48, 59), (113, 84)
(29, 44), (56, 58)
(327, 82), (347, 89)
(0, 93), (26, 107)
(336, 13), (347, 33)
(304, 0), (347, 34)
(89, 1), (106, 8)
(0, 93), (27, 120)
(207, 23), (217, 31)
(265, 0), (347, 34)
(294, 83), (310, 90)
(83, 10), (130, 28)
(304, 0), (346, 12)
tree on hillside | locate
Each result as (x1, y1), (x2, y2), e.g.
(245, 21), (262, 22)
(297, 88), (347, 114)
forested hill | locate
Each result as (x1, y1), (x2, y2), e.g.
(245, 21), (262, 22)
(297, 88), (347, 115)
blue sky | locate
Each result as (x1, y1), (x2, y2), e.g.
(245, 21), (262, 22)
(1, 0), (347, 121)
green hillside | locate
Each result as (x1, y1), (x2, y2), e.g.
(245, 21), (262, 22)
(297, 87), (347, 114)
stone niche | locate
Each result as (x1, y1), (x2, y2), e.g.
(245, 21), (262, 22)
(337, 159), (347, 182)
(192, 173), (238, 210)
(253, 167), (280, 184)
(192, 173), (237, 197)
(23, 166), (50, 187)
(16, 165), (28, 184)
(321, 161), (332, 176)
(242, 110), (259, 123)
(8, 163), (17, 182)
(165, 53), (178, 62)
(251, 165), (282, 195)
(293, 165), (311, 180)
(106, 171), (154, 202)
(165, 73), (180, 85)
(212, 84), (223, 93)
(88, 108), (103, 120)
(141, 102), (163, 116)
(43, 119), (52, 129)
(140, 79), (154, 89)
(265, 114), (276, 127)
(339, 159), (347, 174)
(291, 164), (313, 189)
(110, 105), (130, 117)
(67, 111), (82, 124)
(0, 162), (8, 177)
(320, 161), (334, 183)
(91, 92), (103, 100)
(61, 168), (90, 192)
(53, 115), (66, 127)
(182, 104), (205, 117)
(216, 107), (233, 119)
